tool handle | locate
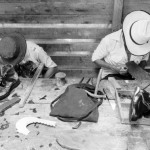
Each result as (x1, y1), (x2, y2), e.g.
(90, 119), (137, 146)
(19, 87), (34, 108)
(94, 69), (103, 95)
(19, 63), (44, 108)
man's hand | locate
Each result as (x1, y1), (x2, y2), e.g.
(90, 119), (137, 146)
(117, 65), (128, 75)
(113, 65), (128, 75)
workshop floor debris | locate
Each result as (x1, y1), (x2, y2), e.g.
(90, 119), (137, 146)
(0, 78), (150, 150)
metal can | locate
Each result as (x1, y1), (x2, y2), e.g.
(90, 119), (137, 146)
(55, 72), (66, 87)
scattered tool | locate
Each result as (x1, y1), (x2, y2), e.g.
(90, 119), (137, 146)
(0, 97), (20, 116)
(16, 116), (56, 135)
(19, 63), (44, 108)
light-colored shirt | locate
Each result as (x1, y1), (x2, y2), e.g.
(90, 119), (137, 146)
(92, 29), (149, 78)
(20, 41), (57, 68)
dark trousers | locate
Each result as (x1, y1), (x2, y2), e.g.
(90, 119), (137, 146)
(103, 73), (134, 80)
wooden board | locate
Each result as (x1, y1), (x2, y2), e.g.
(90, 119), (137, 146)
(123, 0), (150, 18)
(0, 0), (113, 15)
(51, 55), (96, 68)
(115, 83), (150, 126)
(57, 68), (98, 77)
(0, 14), (112, 24)
(126, 61), (150, 81)
(0, 26), (111, 39)
(112, 0), (124, 31)
(42, 43), (99, 54)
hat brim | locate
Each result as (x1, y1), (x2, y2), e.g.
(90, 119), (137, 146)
(1, 32), (26, 65)
(123, 11), (150, 56)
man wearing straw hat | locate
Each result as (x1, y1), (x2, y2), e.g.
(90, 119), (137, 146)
(92, 11), (150, 121)
(0, 32), (57, 100)
(92, 11), (150, 79)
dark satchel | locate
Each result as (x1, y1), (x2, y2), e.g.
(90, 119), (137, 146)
(50, 83), (104, 124)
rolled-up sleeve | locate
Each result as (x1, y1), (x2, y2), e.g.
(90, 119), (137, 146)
(37, 47), (57, 68)
(91, 37), (109, 62)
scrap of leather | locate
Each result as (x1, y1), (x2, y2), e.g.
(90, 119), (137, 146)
(126, 61), (150, 81)
(16, 116), (56, 135)
(56, 132), (126, 150)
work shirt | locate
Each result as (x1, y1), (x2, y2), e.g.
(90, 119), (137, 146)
(92, 29), (149, 78)
(20, 41), (57, 68)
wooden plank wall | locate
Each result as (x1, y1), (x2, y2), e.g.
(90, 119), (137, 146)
(0, 0), (115, 77)
(123, 0), (150, 19)
(1, 0), (150, 77)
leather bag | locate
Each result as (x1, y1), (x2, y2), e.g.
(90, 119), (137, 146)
(50, 83), (103, 123)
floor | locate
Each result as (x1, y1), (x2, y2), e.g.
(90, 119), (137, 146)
(0, 78), (150, 150)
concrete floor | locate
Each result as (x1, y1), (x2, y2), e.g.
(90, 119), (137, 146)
(0, 78), (150, 150)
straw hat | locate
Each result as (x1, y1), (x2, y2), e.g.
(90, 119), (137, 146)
(0, 32), (27, 65)
(123, 11), (150, 55)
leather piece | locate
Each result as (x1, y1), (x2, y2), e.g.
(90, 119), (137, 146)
(129, 88), (150, 121)
(50, 83), (104, 122)
(126, 61), (150, 81)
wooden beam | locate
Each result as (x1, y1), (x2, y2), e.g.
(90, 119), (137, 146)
(49, 51), (91, 56)
(0, 23), (111, 40)
(0, 23), (112, 29)
(112, 0), (124, 31)
(0, 14), (111, 24)
(0, 0), (113, 15)
(29, 39), (98, 44)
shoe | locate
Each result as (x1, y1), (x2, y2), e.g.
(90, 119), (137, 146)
(0, 65), (20, 101)
(129, 87), (150, 121)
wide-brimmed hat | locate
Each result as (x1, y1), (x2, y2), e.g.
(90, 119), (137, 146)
(0, 32), (27, 65)
(123, 11), (150, 55)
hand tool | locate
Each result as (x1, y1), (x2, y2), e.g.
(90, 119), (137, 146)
(0, 97), (20, 116)
(19, 63), (44, 108)
(16, 116), (56, 135)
